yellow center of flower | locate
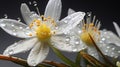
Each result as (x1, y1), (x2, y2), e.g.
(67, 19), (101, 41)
(80, 22), (100, 46)
(29, 15), (57, 41)
(36, 23), (51, 41)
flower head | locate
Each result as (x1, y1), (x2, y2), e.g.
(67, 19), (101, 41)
(0, 0), (85, 66)
(71, 12), (120, 59)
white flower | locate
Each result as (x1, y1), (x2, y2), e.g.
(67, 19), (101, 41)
(71, 12), (120, 59)
(0, 0), (85, 66)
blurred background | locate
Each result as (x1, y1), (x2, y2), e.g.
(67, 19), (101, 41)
(0, 0), (120, 67)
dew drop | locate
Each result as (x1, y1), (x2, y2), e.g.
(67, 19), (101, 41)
(17, 17), (21, 22)
(11, 24), (15, 27)
(0, 23), (6, 27)
(72, 49), (77, 52)
(4, 14), (8, 18)
(19, 26), (23, 29)
(31, 60), (37, 66)
(112, 48), (115, 50)
(75, 41), (79, 45)
(29, 1), (32, 5)
(8, 49), (14, 55)
(33, 1), (37, 6)
(13, 33), (17, 36)
(118, 51), (120, 53)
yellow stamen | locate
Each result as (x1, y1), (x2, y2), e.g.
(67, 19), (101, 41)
(36, 24), (51, 41)
(80, 23), (100, 46)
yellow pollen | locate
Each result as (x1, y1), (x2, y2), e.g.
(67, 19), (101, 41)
(36, 24), (51, 41)
(28, 33), (32, 36)
(80, 23), (100, 46)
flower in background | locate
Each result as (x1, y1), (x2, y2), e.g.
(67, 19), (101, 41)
(70, 11), (120, 59)
(0, 0), (85, 66)
(116, 61), (120, 67)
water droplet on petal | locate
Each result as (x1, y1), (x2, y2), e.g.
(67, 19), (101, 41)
(17, 17), (21, 22)
(13, 33), (17, 36)
(72, 49), (77, 52)
(8, 49), (14, 55)
(118, 51), (120, 53)
(0, 23), (6, 27)
(75, 41), (79, 45)
(31, 60), (37, 66)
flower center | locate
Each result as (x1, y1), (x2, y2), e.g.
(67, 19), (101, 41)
(36, 23), (51, 41)
(80, 15), (101, 46)
(29, 15), (57, 41)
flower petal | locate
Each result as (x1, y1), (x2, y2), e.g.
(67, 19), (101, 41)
(100, 30), (120, 46)
(27, 42), (49, 66)
(44, 0), (62, 21)
(0, 19), (33, 38)
(87, 47), (99, 60)
(58, 12), (85, 34)
(51, 34), (87, 52)
(98, 43), (120, 58)
(68, 8), (75, 15)
(21, 3), (40, 25)
(113, 22), (120, 37)
(3, 37), (38, 56)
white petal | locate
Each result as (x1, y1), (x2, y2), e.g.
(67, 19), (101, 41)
(0, 19), (33, 38)
(98, 43), (120, 58)
(87, 47), (99, 60)
(58, 12), (85, 34)
(21, 3), (40, 25)
(27, 42), (49, 66)
(100, 30), (120, 46)
(3, 37), (38, 56)
(113, 22), (120, 37)
(44, 0), (62, 21)
(51, 34), (87, 52)
(68, 8), (76, 15)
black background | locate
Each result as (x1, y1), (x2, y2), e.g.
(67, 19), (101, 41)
(0, 0), (120, 67)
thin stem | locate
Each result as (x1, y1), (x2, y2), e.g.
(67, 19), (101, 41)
(75, 52), (81, 67)
(88, 33), (115, 67)
(49, 45), (77, 67)
(0, 54), (69, 67)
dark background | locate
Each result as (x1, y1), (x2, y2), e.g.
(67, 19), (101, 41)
(0, 0), (120, 67)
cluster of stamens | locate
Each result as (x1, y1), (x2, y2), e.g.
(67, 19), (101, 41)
(80, 14), (101, 46)
(28, 15), (57, 41)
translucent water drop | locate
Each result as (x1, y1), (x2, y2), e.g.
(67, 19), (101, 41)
(11, 24), (15, 27)
(65, 38), (70, 42)
(112, 48), (115, 50)
(0, 23), (6, 27)
(29, 1), (32, 5)
(72, 49), (77, 52)
(13, 33), (17, 36)
(19, 26), (23, 29)
(75, 41), (79, 45)
(8, 49), (14, 55)
(33, 1), (37, 6)
(118, 51), (120, 53)
(17, 17), (21, 22)
(4, 14), (8, 18)
(107, 46), (110, 49)
(31, 60), (37, 66)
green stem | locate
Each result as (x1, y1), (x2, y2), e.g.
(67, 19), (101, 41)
(49, 45), (77, 67)
(75, 52), (81, 67)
